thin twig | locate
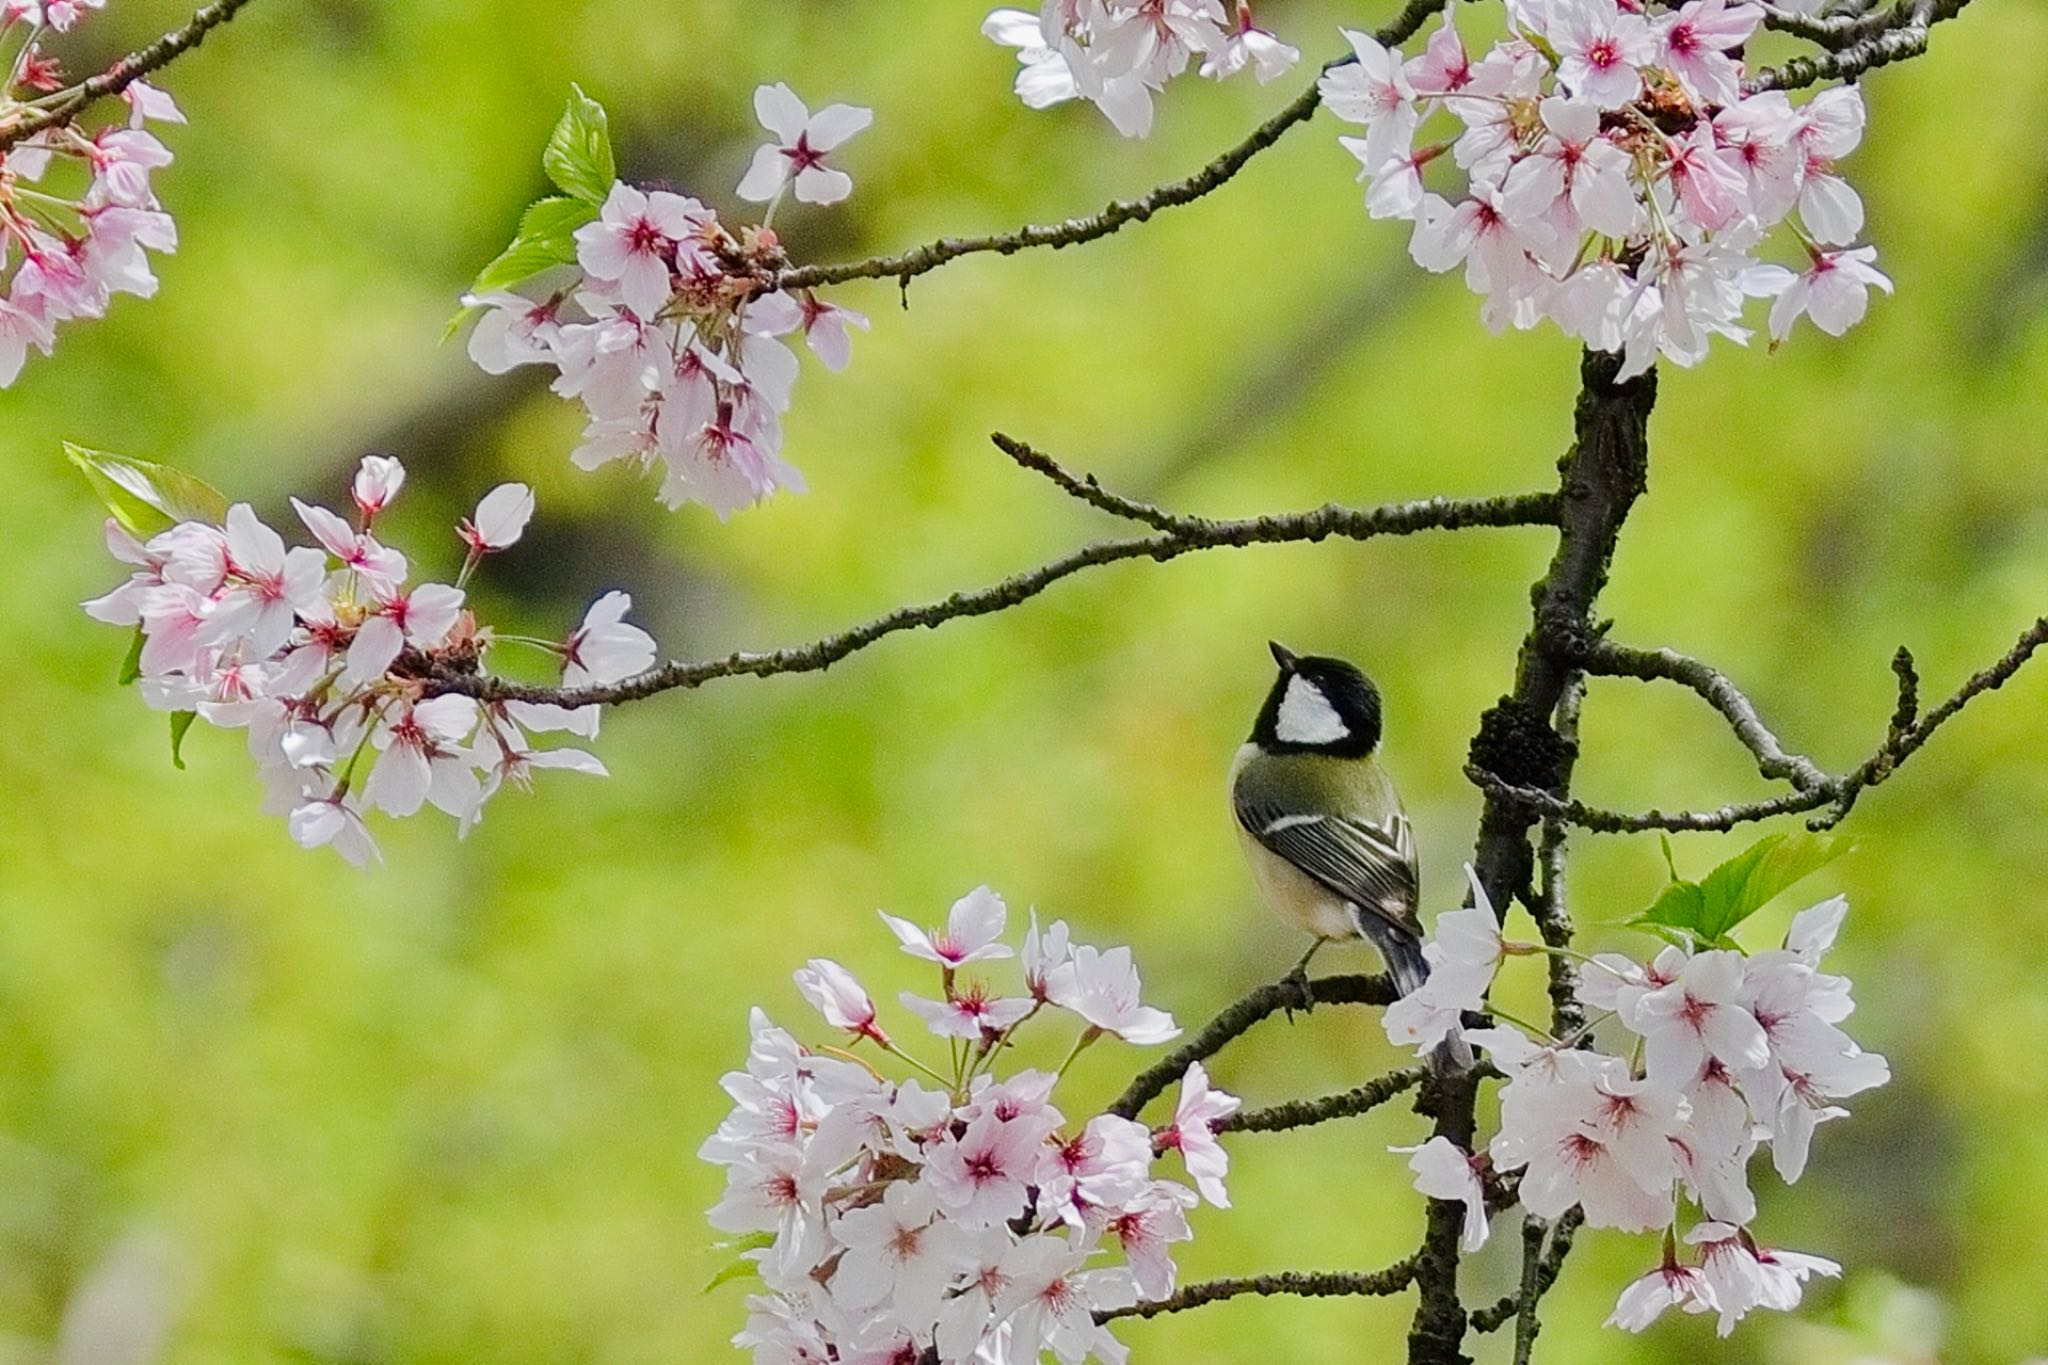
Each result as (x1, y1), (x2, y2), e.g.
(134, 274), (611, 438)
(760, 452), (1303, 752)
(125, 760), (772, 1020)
(992, 434), (1183, 531)
(1098, 1261), (1416, 1323)
(1466, 611), (2048, 835)
(1220, 1068), (1425, 1134)
(1469, 1210), (1582, 1356)
(1106, 972), (1395, 1121)
(1745, 0), (1971, 93)
(0, 0), (261, 152)
(1579, 640), (1829, 791)
(429, 489), (1560, 709)
(772, 0), (1451, 295)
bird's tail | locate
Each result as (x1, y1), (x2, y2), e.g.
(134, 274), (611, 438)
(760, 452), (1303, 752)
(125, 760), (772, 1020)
(1380, 931), (1475, 1077)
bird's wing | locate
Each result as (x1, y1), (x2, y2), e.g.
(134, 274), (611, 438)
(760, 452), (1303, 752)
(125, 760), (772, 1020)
(1233, 790), (1423, 942)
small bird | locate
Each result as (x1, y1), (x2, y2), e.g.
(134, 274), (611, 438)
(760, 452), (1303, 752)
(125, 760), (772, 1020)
(1229, 641), (1435, 1004)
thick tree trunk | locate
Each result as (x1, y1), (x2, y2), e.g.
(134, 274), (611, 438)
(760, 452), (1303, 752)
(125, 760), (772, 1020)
(1405, 350), (1658, 1365)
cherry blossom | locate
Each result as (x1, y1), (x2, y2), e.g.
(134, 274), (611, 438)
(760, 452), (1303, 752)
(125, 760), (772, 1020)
(1200, 2), (1300, 84)
(1608, 1253), (1720, 1331)
(1043, 943), (1180, 1044)
(459, 482), (535, 554)
(1, 3), (189, 387)
(1688, 1222), (1842, 1335)
(1319, 0), (1889, 372)
(84, 454), (644, 864)
(1155, 1060), (1240, 1206)
(562, 590), (657, 688)
(793, 959), (889, 1044)
(981, 0), (1290, 137)
(463, 84), (877, 516)
(1396, 1136), (1490, 1251)
(702, 898), (1233, 1364)
(880, 884), (1015, 968)
(736, 83), (872, 206)
(1754, 246), (1894, 343)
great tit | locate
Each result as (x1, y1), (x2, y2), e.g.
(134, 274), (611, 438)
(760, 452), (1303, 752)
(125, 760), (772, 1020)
(1230, 642), (1430, 997)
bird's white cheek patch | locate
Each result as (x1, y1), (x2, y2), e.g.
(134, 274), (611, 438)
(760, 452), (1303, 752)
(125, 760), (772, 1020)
(1275, 676), (1348, 745)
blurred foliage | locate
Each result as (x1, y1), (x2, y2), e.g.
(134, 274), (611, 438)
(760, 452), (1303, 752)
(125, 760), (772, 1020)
(2, 0), (2046, 1361)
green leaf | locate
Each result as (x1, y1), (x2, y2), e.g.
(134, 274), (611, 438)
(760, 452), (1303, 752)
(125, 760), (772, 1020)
(67, 443), (229, 536)
(543, 84), (615, 206)
(1632, 832), (1854, 945)
(169, 711), (197, 770)
(116, 626), (145, 686)
(449, 196), (598, 335)
(702, 1232), (774, 1294)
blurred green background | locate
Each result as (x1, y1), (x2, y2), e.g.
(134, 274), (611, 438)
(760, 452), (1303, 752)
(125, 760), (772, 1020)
(3, 0), (2045, 1361)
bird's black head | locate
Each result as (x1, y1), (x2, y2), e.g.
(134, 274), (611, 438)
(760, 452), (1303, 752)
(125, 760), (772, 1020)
(1249, 641), (1384, 757)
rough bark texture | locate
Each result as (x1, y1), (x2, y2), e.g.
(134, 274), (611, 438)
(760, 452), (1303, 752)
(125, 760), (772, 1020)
(1407, 350), (1657, 1365)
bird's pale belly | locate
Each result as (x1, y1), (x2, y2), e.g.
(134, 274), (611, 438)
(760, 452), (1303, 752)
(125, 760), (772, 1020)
(1235, 825), (1361, 941)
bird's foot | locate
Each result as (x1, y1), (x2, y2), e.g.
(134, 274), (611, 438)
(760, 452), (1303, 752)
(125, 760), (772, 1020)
(1281, 964), (1316, 1021)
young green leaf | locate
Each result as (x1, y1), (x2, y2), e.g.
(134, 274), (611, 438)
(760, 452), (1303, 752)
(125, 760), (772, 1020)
(543, 84), (616, 206)
(68, 443), (229, 536)
(1693, 832), (1853, 942)
(116, 626), (145, 686)
(1632, 832), (1853, 946)
(449, 196), (598, 337)
(169, 710), (197, 770)
(701, 1231), (775, 1294)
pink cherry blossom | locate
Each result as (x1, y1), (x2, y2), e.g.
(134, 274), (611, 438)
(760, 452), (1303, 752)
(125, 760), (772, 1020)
(574, 183), (710, 318)
(1552, 0), (1652, 108)
(793, 959), (889, 1044)
(1155, 1061), (1239, 1206)
(1607, 1255), (1720, 1331)
(880, 884), (1015, 967)
(365, 694), (482, 819)
(1755, 246), (1893, 342)
(1044, 943), (1180, 1044)
(923, 1112), (1043, 1225)
(1653, 0), (1763, 108)
(1396, 1136), (1490, 1251)
(351, 454), (406, 521)
(459, 482), (536, 553)
(736, 83), (873, 206)
(562, 590), (657, 688)
(1199, 2), (1299, 83)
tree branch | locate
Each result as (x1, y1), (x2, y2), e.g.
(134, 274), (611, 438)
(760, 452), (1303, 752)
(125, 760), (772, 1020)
(1469, 614), (2048, 835)
(1098, 1261), (1417, 1323)
(0, 0), (261, 152)
(1220, 1068), (1425, 1135)
(1418, 350), (1658, 1365)
(1469, 1209), (1583, 1356)
(992, 434), (1183, 531)
(429, 484), (1561, 709)
(1745, 0), (1973, 93)
(772, 0), (1451, 295)
(1578, 640), (1829, 791)
(1106, 972), (1396, 1122)
(1530, 675), (1586, 1037)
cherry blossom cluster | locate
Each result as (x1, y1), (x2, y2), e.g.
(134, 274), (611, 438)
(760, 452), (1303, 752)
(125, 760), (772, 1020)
(1384, 870), (1889, 1336)
(1322, 0), (1887, 376)
(702, 887), (1241, 1365)
(83, 456), (659, 865)
(982, 0), (1301, 138)
(1, 4), (185, 386)
(464, 84), (871, 519)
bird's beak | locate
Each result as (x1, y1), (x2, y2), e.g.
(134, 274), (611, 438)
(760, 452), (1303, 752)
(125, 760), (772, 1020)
(1268, 640), (1297, 670)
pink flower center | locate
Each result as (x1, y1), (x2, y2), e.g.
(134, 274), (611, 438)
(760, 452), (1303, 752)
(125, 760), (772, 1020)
(782, 134), (825, 171)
